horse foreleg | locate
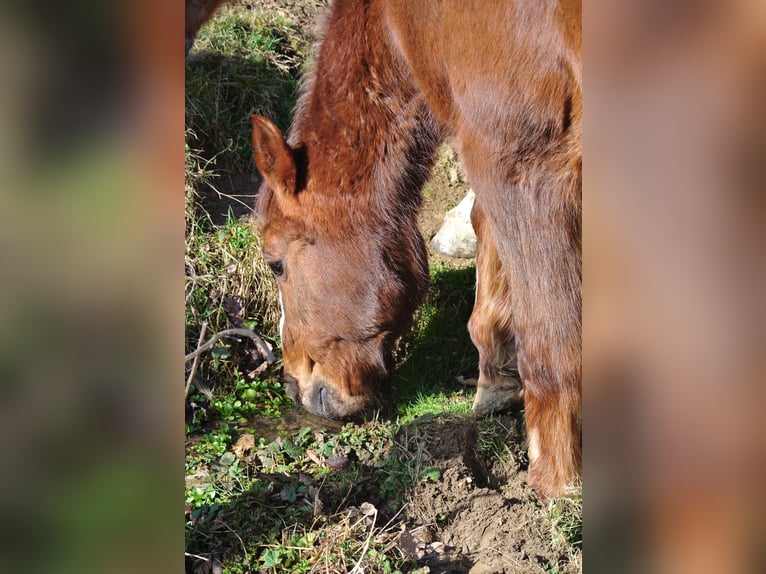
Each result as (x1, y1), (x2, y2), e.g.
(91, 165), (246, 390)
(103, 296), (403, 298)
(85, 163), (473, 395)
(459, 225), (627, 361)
(519, 343), (582, 498)
(468, 201), (522, 416)
(470, 197), (581, 496)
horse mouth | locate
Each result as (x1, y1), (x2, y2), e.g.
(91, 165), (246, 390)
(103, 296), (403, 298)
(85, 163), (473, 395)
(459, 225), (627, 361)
(307, 382), (345, 420)
(286, 376), (370, 420)
(283, 374), (300, 402)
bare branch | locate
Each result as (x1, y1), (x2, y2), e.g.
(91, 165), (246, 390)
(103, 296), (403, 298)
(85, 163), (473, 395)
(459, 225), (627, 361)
(184, 327), (277, 365)
(185, 320), (208, 400)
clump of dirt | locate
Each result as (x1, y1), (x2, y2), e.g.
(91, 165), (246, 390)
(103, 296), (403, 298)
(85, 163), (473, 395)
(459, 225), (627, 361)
(399, 414), (578, 574)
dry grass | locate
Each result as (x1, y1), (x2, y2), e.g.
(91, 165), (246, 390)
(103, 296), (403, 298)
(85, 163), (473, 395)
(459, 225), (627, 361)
(185, 134), (280, 389)
(184, 1), (309, 383)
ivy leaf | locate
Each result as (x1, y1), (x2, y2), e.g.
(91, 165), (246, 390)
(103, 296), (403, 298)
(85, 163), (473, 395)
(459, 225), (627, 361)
(219, 452), (236, 466)
(261, 548), (283, 568)
(420, 467), (441, 481)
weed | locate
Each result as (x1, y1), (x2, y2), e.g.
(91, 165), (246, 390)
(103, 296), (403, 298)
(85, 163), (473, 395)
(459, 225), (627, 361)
(474, 415), (525, 468)
(548, 492), (583, 551)
(184, 6), (291, 405)
(210, 378), (289, 422)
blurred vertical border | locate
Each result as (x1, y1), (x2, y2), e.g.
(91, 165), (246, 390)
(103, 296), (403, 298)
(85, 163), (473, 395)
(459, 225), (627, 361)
(585, 0), (766, 573)
(0, 0), (184, 572)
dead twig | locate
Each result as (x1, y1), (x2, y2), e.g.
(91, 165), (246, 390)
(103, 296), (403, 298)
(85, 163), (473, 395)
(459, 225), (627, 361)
(349, 503), (378, 574)
(205, 180), (255, 214)
(185, 320), (208, 400)
(185, 327), (277, 365)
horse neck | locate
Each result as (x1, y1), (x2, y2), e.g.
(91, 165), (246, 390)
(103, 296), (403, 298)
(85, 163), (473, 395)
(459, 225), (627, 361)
(288, 0), (442, 233)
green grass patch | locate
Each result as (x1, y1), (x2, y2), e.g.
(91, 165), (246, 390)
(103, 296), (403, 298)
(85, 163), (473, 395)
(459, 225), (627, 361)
(185, 419), (421, 573)
(475, 415), (526, 467)
(185, 207), (280, 337)
(185, 3), (302, 403)
(548, 492), (583, 551)
(393, 263), (478, 421)
(185, 203), (281, 390)
(185, 4), (310, 172)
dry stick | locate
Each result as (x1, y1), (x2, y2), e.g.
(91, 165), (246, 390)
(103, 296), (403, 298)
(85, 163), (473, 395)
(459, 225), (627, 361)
(207, 181), (255, 214)
(215, 520), (249, 565)
(349, 507), (378, 574)
(184, 327), (277, 365)
(185, 320), (208, 399)
(184, 552), (210, 562)
(378, 503), (408, 533)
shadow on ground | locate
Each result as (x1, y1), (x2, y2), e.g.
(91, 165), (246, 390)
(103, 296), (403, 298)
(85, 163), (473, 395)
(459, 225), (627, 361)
(185, 48), (298, 224)
(183, 263), (580, 574)
(391, 264), (480, 415)
(183, 404), (571, 574)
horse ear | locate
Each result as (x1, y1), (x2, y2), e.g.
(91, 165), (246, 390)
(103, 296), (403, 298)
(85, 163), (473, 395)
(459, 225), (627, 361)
(251, 115), (297, 200)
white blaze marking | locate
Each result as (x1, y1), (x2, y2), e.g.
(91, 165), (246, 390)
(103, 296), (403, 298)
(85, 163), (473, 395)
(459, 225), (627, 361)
(278, 289), (285, 341)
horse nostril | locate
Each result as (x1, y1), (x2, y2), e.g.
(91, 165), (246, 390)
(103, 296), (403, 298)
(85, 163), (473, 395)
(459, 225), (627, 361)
(317, 386), (326, 410)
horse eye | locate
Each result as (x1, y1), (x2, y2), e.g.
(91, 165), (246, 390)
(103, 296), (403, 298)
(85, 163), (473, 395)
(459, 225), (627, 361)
(268, 260), (285, 278)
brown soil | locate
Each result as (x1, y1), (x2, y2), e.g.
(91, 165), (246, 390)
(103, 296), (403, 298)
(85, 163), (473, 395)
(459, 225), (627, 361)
(398, 414), (578, 574)
(418, 141), (475, 269)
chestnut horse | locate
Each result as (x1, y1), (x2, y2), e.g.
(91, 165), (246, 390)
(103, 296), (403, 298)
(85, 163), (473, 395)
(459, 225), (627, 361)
(252, 0), (581, 498)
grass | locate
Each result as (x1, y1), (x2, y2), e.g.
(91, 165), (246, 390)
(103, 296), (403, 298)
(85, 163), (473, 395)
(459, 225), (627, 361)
(185, 4), (308, 172)
(185, 418), (421, 573)
(393, 263), (479, 422)
(185, 2), (581, 573)
(548, 492), (583, 551)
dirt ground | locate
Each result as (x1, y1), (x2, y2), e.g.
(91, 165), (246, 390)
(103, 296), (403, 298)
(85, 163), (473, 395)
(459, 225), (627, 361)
(398, 414), (579, 574)
(191, 2), (581, 572)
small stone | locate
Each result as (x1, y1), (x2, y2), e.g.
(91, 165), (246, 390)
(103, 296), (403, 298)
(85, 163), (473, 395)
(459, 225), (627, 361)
(430, 190), (476, 258)
(185, 468), (212, 490)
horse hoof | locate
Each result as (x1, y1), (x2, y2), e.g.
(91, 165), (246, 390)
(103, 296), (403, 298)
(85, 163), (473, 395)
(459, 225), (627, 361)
(471, 379), (522, 416)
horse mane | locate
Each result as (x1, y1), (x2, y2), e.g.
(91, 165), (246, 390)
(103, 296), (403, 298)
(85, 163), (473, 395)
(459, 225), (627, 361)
(286, 5), (330, 148)
(256, 0), (442, 240)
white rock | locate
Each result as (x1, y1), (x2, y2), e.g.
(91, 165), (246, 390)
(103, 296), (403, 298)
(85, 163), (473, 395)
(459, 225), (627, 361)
(430, 190), (476, 258)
